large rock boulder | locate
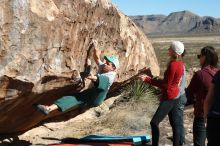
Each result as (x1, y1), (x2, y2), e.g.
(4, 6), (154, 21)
(0, 0), (159, 134)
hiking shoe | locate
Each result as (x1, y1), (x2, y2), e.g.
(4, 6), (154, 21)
(36, 104), (50, 115)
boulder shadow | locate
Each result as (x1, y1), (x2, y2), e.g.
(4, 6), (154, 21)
(0, 136), (31, 146)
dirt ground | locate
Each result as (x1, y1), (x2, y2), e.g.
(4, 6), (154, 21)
(0, 94), (195, 146)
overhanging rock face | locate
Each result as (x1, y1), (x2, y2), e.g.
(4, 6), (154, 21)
(0, 0), (159, 134)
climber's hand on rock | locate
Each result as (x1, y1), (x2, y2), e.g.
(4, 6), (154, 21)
(92, 39), (98, 48)
(86, 74), (97, 82)
(137, 75), (146, 81)
(137, 75), (151, 82)
(87, 59), (92, 66)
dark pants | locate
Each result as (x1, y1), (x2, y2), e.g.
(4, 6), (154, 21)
(193, 117), (206, 146)
(54, 87), (104, 112)
(150, 98), (180, 146)
(177, 94), (187, 145)
(207, 117), (220, 146)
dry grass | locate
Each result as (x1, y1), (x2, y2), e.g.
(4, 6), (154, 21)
(92, 82), (159, 136)
(96, 99), (158, 136)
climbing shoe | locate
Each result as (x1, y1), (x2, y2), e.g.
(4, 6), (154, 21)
(36, 104), (50, 115)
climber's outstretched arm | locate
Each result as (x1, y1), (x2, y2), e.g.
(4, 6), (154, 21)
(92, 40), (101, 65)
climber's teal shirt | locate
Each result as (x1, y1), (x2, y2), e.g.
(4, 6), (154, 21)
(97, 60), (116, 89)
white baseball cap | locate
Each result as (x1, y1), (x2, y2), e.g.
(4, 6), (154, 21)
(170, 41), (184, 55)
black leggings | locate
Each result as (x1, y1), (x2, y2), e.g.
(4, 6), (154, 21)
(207, 117), (220, 146)
(150, 98), (180, 146)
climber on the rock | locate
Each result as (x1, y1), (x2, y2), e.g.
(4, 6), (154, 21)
(36, 40), (119, 115)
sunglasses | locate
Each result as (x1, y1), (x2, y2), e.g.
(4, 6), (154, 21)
(197, 54), (203, 59)
(198, 48), (211, 59)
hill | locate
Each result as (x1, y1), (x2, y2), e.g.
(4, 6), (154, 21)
(130, 10), (220, 35)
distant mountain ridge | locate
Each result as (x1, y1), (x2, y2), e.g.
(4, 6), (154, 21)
(130, 10), (220, 35)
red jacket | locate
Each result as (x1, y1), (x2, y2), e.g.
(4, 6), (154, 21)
(186, 66), (217, 117)
(144, 60), (184, 100)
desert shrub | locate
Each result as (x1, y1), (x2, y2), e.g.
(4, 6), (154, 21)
(124, 80), (157, 101)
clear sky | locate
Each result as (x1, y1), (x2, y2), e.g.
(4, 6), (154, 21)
(111, 0), (220, 18)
